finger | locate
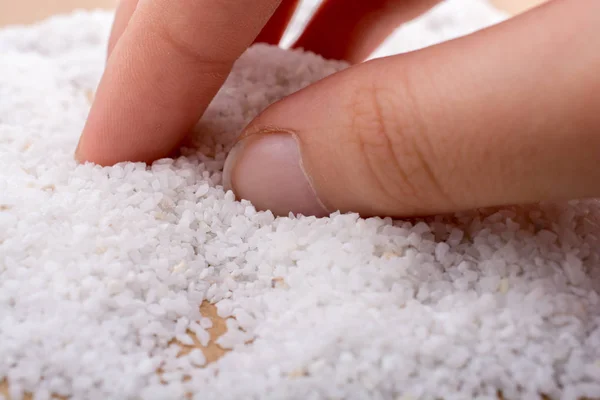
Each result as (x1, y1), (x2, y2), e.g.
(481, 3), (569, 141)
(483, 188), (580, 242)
(223, 0), (600, 218)
(77, 0), (282, 166)
(292, 0), (441, 63)
(107, 0), (139, 59)
(254, 0), (300, 46)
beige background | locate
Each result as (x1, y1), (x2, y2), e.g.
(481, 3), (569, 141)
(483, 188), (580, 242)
(0, 0), (116, 26)
(0, 0), (547, 399)
(0, 0), (547, 27)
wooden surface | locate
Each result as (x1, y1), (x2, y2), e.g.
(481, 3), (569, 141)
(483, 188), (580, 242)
(0, 302), (230, 399)
(0, 0), (548, 399)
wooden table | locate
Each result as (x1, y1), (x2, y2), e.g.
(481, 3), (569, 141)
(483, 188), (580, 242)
(0, 0), (549, 398)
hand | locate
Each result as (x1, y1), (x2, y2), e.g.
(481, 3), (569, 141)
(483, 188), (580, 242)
(77, 0), (600, 218)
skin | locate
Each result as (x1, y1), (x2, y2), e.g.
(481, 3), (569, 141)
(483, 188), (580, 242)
(76, 0), (600, 218)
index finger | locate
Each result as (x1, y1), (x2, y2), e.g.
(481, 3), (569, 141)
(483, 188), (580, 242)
(76, 0), (282, 166)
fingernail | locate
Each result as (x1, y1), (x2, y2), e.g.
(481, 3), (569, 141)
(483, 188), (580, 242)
(222, 133), (329, 217)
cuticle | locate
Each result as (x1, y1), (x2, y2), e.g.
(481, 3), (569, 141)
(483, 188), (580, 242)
(288, 133), (331, 214)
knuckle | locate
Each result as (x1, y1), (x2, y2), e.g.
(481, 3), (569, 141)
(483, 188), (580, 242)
(152, 21), (231, 72)
(145, 1), (236, 73)
(344, 64), (455, 213)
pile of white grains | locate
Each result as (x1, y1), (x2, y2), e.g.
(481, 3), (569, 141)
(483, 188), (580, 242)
(1, 1), (600, 399)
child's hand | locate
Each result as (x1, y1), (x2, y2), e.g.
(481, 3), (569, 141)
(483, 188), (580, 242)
(76, 0), (600, 218)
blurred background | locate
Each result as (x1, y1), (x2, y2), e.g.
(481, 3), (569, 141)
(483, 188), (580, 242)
(0, 0), (547, 27)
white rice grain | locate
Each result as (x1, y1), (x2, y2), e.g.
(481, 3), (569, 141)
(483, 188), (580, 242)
(1, 1), (600, 400)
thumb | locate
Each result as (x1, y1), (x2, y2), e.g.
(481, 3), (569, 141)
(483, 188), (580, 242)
(223, 0), (600, 218)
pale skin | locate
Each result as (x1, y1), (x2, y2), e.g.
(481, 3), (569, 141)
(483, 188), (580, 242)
(76, 0), (600, 218)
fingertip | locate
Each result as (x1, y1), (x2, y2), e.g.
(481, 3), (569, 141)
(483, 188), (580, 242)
(84, 0), (288, 167)
(223, 132), (329, 217)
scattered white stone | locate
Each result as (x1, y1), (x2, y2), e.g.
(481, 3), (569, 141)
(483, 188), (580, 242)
(1, 1), (599, 400)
